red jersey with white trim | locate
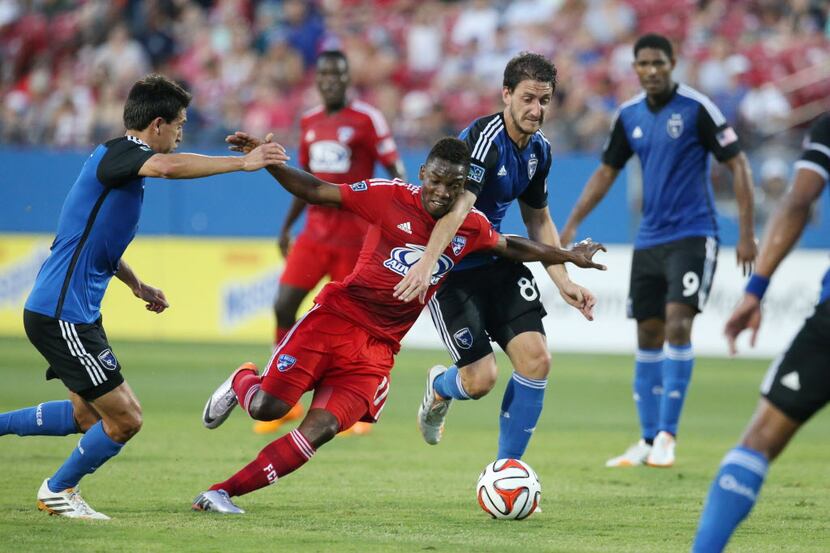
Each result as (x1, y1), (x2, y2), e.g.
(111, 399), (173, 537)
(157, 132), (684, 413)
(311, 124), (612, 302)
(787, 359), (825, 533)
(314, 179), (500, 350)
(298, 100), (400, 248)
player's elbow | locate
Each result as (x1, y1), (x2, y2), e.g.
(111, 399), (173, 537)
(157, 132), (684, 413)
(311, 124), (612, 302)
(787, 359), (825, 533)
(144, 155), (181, 179)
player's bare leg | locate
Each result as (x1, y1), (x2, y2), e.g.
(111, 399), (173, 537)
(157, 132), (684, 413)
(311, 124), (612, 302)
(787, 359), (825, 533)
(739, 398), (801, 461)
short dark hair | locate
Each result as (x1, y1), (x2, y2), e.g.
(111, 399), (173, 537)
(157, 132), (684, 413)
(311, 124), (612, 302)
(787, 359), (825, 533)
(425, 137), (470, 171)
(123, 74), (191, 131)
(317, 50), (348, 69)
(634, 33), (674, 59)
(503, 52), (557, 92)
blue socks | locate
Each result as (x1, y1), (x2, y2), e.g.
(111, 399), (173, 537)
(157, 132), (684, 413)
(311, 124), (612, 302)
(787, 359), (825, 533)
(0, 400), (77, 437)
(48, 421), (124, 492)
(660, 343), (694, 436)
(692, 446), (768, 553)
(432, 365), (471, 400)
(634, 348), (664, 441)
(498, 372), (546, 459)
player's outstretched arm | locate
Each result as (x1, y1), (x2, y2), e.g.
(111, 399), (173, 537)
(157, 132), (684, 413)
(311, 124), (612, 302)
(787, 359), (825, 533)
(723, 152), (757, 275)
(491, 235), (607, 270)
(114, 259), (169, 314)
(138, 143), (288, 179)
(560, 163), (619, 245)
(394, 189), (477, 304)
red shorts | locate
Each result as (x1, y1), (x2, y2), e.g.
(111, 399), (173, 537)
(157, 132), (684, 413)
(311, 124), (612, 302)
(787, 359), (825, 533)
(279, 234), (361, 290)
(261, 305), (394, 430)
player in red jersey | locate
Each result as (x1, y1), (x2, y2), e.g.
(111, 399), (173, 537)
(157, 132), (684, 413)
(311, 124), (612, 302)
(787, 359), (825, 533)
(258, 50), (405, 436)
(192, 137), (606, 513)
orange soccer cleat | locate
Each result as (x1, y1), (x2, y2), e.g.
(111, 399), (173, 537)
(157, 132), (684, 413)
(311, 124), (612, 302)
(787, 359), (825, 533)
(251, 403), (305, 434)
(338, 421), (373, 436)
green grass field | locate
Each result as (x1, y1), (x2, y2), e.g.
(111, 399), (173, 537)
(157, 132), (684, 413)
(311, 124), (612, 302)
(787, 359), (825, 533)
(0, 336), (828, 552)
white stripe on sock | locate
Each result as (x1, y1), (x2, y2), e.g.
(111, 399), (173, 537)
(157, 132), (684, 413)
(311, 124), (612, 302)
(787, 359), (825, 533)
(722, 449), (768, 478)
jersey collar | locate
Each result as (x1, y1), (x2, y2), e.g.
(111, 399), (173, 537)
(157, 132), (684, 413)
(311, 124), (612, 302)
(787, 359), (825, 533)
(645, 84), (679, 113)
(125, 134), (151, 148)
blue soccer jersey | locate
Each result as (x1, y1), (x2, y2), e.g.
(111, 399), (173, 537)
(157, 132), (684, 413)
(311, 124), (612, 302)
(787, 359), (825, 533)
(603, 84), (742, 249)
(25, 136), (156, 323)
(798, 114), (830, 304)
(457, 112), (552, 269)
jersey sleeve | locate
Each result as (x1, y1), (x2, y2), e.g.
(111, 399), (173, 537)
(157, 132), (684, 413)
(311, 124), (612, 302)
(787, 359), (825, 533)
(464, 209), (500, 253)
(601, 112), (633, 169)
(364, 109), (400, 167)
(459, 117), (500, 197)
(697, 102), (742, 162)
(519, 152), (551, 209)
(96, 138), (156, 188)
(795, 113), (830, 182)
(298, 117), (311, 170)
(338, 179), (397, 222)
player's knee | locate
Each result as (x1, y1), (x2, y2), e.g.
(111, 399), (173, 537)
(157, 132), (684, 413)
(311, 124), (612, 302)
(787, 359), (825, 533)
(274, 295), (300, 327)
(248, 393), (290, 421)
(516, 349), (551, 381)
(463, 361), (499, 399)
(298, 409), (339, 448)
(106, 410), (142, 443)
(665, 316), (693, 344)
(637, 320), (665, 349)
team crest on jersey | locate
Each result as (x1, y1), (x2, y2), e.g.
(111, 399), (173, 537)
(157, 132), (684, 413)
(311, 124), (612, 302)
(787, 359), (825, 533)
(350, 181), (368, 191)
(277, 354), (297, 372)
(528, 154), (538, 180)
(453, 328), (473, 349)
(468, 163), (485, 183)
(383, 244), (454, 285)
(451, 235), (467, 255)
(97, 349), (118, 371)
(667, 113), (684, 139)
(337, 126), (354, 143)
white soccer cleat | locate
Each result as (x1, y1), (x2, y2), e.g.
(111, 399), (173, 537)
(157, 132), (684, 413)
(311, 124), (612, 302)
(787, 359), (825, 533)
(605, 439), (652, 467)
(646, 431), (676, 468)
(37, 479), (110, 520)
(192, 490), (245, 514)
(202, 362), (257, 429)
(417, 365), (452, 445)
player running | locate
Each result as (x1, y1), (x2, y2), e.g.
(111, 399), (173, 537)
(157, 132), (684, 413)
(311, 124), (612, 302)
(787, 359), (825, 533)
(560, 33), (757, 468)
(692, 113), (830, 552)
(0, 75), (285, 520)
(257, 49), (405, 436)
(192, 136), (606, 514)
(397, 52), (595, 462)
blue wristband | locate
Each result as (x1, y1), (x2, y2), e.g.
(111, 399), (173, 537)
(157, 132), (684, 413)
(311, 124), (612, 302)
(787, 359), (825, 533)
(745, 274), (770, 300)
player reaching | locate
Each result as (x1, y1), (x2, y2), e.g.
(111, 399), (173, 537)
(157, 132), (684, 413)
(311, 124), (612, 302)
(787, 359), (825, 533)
(257, 49), (405, 436)
(692, 113), (830, 552)
(0, 75), (286, 520)
(192, 136), (606, 514)
(560, 33), (757, 468)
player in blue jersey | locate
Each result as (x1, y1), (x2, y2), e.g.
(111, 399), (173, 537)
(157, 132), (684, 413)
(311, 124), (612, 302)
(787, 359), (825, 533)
(559, 34), (757, 468)
(404, 52), (597, 464)
(692, 113), (830, 552)
(0, 74), (286, 519)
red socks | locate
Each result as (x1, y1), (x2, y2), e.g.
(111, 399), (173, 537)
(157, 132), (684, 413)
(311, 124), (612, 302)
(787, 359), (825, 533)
(210, 429), (316, 497)
(232, 369), (261, 415)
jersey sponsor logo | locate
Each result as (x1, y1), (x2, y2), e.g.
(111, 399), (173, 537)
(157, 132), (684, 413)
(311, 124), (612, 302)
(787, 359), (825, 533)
(528, 154), (538, 180)
(337, 126), (354, 143)
(277, 354), (297, 372)
(717, 126), (738, 147)
(467, 163), (485, 183)
(451, 235), (466, 255)
(397, 221), (412, 234)
(97, 349), (118, 371)
(667, 113), (684, 139)
(309, 140), (352, 173)
(780, 371), (801, 391)
(453, 327), (473, 349)
(383, 243), (454, 285)
(632, 126), (643, 139)
(497, 165), (507, 177)
(350, 181), (368, 191)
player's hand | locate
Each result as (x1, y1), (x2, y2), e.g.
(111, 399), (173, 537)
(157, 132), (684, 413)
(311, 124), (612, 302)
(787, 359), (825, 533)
(242, 140), (289, 171)
(558, 281), (597, 321)
(568, 238), (607, 270)
(724, 293), (762, 356)
(559, 224), (577, 247)
(736, 234), (758, 276)
(226, 131), (263, 154)
(394, 257), (433, 304)
(278, 230), (292, 258)
(134, 283), (169, 314)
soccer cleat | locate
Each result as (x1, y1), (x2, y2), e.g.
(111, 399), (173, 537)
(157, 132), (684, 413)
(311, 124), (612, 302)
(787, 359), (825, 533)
(203, 362), (258, 429)
(417, 365), (452, 445)
(605, 439), (652, 467)
(252, 403), (305, 434)
(192, 490), (245, 514)
(36, 479), (110, 520)
(646, 431), (676, 468)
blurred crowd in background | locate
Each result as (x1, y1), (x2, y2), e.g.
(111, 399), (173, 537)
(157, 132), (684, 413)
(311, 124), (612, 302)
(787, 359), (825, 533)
(1, 0), (829, 216)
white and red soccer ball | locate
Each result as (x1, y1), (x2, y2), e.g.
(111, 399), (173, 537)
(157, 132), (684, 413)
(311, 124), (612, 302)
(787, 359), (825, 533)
(476, 458), (541, 520)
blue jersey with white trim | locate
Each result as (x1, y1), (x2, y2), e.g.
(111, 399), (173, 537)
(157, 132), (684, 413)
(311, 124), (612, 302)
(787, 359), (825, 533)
(797, 114), (830, 303)
(25, 136), (156, 323)
(603, 84), (742, 249)
(457, 112), (551, 269)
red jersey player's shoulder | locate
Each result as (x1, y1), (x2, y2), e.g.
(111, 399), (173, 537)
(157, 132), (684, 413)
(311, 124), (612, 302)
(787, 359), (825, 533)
(300, 105), (326, 126)
(349, 100), (392, 137)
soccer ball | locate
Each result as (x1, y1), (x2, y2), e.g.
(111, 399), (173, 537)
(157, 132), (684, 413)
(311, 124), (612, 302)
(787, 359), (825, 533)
(476, 458), (541, 520)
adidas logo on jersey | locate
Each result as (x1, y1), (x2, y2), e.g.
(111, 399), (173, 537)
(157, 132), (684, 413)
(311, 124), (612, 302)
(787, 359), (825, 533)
(780, 371), (800, 391)
(397, 222), (412, 234)
(632, 126), (643, 139)
(497, 165), (507, 177)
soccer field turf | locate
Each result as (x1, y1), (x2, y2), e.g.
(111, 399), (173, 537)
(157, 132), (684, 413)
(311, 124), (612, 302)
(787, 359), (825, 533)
(0, 336), (827, 552)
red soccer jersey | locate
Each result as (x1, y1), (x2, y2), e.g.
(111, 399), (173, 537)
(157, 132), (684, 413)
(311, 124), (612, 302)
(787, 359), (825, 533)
(298, 100), (400, 248)
(314, 179), (500, 349)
